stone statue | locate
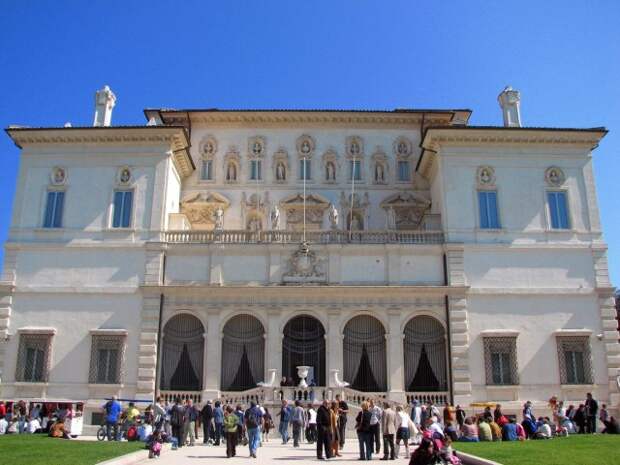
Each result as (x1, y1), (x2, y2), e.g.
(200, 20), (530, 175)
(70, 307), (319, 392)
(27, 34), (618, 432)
(480, 168), (491, 184)
(214, 206), (224, 231)
(270, 205), (281, 230)
(326, 162), (335, 181)
(350, 214), (361, 231)
(328, 204), (339, 230)
(375, 163), (384, 182)
(248, 217), (262, 232)
(226, 162), (236, 181)
(276, 162), (286, 181)
(387, 207), (396, 230)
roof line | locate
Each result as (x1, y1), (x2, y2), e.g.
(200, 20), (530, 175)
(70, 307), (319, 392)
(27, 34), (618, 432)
(144, 108), (472, 116)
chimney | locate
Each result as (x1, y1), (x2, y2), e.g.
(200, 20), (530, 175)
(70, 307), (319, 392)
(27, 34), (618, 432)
(93, 85), (116, 127)
(497, 86), (521, 127)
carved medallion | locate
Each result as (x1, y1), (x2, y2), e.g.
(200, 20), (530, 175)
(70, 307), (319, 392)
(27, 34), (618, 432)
(283, 242), (326, 284)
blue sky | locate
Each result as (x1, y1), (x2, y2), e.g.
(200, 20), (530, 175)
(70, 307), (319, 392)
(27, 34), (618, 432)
(1, 1), (619, 284)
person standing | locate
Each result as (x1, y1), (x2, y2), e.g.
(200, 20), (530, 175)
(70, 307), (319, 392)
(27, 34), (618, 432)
(102, 395), (122, 441)
(336, 394), (349, 448)
(316, 399), (333, 460)
(307, 403), (318, 443)
(277, 400), (291, 444)
(213, 401), (224, 446)
(291, 400), (305, 447)
(394, 405), (411, 458)
(330, 401), (342, 457)
(585, 393), (598, 433)
(223, 406), (238, 458)
(201, 400), (213, 444)
(380, 403), (397, 460)
(262, 407), (273, 442)
(170, 398), (185, 448)
(244, 401), (263, 458)
(184, 399), (199, 446)
(369, 399), (382, 454)
(356, 401), (373, 460)
(455, 404), (466, 428)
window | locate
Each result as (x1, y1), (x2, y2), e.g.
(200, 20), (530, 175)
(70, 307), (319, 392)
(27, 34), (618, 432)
(557, 336), (592, 384)
(478, 191), (500, 229)
(112, 190), (133, 228)
(16, 334), (52, 382)
(349, 160), (362, 181)
(201, 160), (213, 180)
(483, 337), (518, 385)
(397, 160), (410, 181)
(299, 159), (311, 180)
(43, 191), (64, 228)
(89, 334), (125, 384)
(250, 160), (262, 181)
(548, 191), (570, 229)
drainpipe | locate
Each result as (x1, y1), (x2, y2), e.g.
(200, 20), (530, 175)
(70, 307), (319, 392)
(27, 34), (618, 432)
(443, 253), (455, 405)
(154, 252), (167, 403)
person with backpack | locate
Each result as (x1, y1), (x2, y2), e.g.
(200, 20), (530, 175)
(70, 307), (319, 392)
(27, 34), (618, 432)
(170, 397), (185, 448)
(291, 400), (305, 447)
(244, 401), (263, 458)
(200, 400), (213, 444)
(101, 395), (122, 441)
(277, 400), (291, 444)
(213, 401), (224, 446)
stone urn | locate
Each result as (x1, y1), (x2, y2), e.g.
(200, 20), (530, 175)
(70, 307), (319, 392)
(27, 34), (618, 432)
(297, 365), (311, 388)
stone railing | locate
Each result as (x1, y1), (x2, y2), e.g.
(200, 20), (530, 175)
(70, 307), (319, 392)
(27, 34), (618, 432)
(163, 228), (443, 245)
(160, 390), (202, 404)
(219, 388), (266, 406)
(274, 386), (330, 403)
(406, 391), (450, 406)
(342, 388), (389, 406)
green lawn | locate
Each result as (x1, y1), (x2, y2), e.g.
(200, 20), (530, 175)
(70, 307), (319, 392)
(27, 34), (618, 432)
(455, 435), (620, 465)
(0, 434), (144, 465)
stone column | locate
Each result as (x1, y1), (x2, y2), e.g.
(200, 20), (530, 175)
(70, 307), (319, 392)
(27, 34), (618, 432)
(327, 308), (343, 387)
(387, 308), (405, 402)
(203, 309), (221, 398)
(266, 307), (282, 382)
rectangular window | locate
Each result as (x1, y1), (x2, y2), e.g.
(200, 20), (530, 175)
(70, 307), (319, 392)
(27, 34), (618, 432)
(299, 159), (311, 180)
(548, 191), (570, 229)
(201, 160), (213, 180)
(557, 336), (592, 384)
(250, 160), (262, 181)
(478, 191), (500, 229)
(483, 337), (518, 385)
(43, 191), (65, 228)
(349, 160), (362, 181)
(89, 335), (125, 384)
(397, 160), (410, 181)
(112, 190), (133, 228)
(16, 334), (52, 383)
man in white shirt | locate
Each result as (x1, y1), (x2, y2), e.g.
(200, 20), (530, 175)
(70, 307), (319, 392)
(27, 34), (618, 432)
(411, 400), (422, 429)
(306, 404), (317, 443)
(427, 417), (444, 439)
(369, 399), (383, 454)
(0, 417), (8, 435)
(27, 417), (41, 434)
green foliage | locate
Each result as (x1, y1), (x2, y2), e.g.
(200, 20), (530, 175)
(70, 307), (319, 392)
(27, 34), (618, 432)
(455, 435), (620, 465)
(0, 434), (144, 465)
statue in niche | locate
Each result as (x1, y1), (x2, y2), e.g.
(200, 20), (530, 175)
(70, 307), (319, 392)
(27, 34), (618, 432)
(350, 214), (362, 231)
(214, 206), (224, 231)
(248, 216), (262, 232)
(205, 141), (215, 155)
(226, 162), (237, 181)
(375, 163), (385, 183)
(270, 205), (281, 230)
(328, 204), (339, 230)
(387, 207), (396, 230)
(326, 161), (336, 181)
(350, 141), (360, 156)
(252, 141), (263, 156)
(276, 162), (286, 181)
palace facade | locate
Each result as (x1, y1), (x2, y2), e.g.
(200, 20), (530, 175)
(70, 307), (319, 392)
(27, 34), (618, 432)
(0, 86), (618, 424)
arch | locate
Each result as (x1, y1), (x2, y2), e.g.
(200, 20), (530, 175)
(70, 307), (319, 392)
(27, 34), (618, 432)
(343, 315), (387, 392)
(160, 314), (204, 391)
(403, 316), (447, 392)
(282, 315), (326, 386)
(221, 314), (265, 391)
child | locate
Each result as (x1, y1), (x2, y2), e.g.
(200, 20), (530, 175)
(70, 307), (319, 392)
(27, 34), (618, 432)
(440, 437), (461, 465)
(148, 430), (163, 459)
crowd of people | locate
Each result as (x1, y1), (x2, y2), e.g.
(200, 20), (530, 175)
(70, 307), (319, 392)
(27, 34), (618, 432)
(2, 391), (618, 462)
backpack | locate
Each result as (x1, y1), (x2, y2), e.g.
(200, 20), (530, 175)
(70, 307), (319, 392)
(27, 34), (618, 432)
(127, 425), (138, 441)
(171, 406), (184, 427)
(246, 409), (258, 429)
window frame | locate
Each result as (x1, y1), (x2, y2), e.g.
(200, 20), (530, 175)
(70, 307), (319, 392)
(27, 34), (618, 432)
(556, 336), (593, 385)
(15, 332), (54, 383)
(483, 336), (519, 386)
(299, 158), (312, 181)
(397, 160), (411, 182)
(249, 159), (263, 181)
(477, 190), (501, 230)
(111, 189), (134, 229)
(546, 190), (571, 230)
(349, 159), (362, 181)
(200, 159), (214, 182)
(89, 333), (126, 385)
(42, 189), (65, 229)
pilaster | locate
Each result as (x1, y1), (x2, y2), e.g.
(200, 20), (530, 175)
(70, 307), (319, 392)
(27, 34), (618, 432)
(266, 307), (282, 382)
(136, 293), (160, 400)
(204, 309), (221, 397)
(327, 307), (343, 386)
(387, 307), (405, 402)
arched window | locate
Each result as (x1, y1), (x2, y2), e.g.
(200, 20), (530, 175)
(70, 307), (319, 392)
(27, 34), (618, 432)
(403, 316), (447, 392)
(282, 316), (325, 386)
(343, 315), (387, 391)
(160, 314), (204, 391)
(221, 315), (265, 391)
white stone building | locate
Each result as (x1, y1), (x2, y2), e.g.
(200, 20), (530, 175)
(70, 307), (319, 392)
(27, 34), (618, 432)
(0, 85), (618, 424)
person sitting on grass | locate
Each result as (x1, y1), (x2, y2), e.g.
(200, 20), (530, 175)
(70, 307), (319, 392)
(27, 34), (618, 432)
(502, 417), (518, 441)
(488, 418), (502, 441)
(477, 417), (492, 441)
(459, 417), (479, 442)
(534, 417), (552, 439)
(602, 416), (619, 434)
(27, 415), (42, 434)
(574, 404), (587, 434)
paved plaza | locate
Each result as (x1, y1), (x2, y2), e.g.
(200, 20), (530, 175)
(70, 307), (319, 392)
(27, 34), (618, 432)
(133, 439), (410, 464)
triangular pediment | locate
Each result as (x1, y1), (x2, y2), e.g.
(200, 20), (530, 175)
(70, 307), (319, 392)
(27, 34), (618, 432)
(182, 191), (230, 207)
(280, 193), (330, 209)
(380, 191), (430, 209)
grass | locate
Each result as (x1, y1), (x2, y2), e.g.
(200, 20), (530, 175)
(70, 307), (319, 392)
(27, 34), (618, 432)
(455, 435), (620, 465)
(0, 434), (144, 465)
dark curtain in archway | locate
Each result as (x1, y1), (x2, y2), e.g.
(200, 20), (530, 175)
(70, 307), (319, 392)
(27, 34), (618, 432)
(344, 315), (387, 391)
(404, 316), (447, 392)
(221, 315), (265, 391)
(160, 314), (204, 391)
(282, 316), (326, 386)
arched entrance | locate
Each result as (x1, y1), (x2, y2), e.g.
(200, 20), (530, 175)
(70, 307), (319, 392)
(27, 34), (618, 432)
(282, 316), (325, 386)
(404, 316), (447, 391)
(343, 315), (387, 391)
(221, 314), (265, 391)
(160, 314), (204, 391)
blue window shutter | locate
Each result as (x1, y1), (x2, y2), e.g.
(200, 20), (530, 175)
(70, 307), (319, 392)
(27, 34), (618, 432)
(557, 192), (569, 228)
(548, 192), (559, 228)
(44, 192), (55, 228)
(478, 192), (489, 229)
(122, 191), (133, 227)
(53, 191), (64, 228)
(488, 192), (499, 228)
(113, 191), (123, 227)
